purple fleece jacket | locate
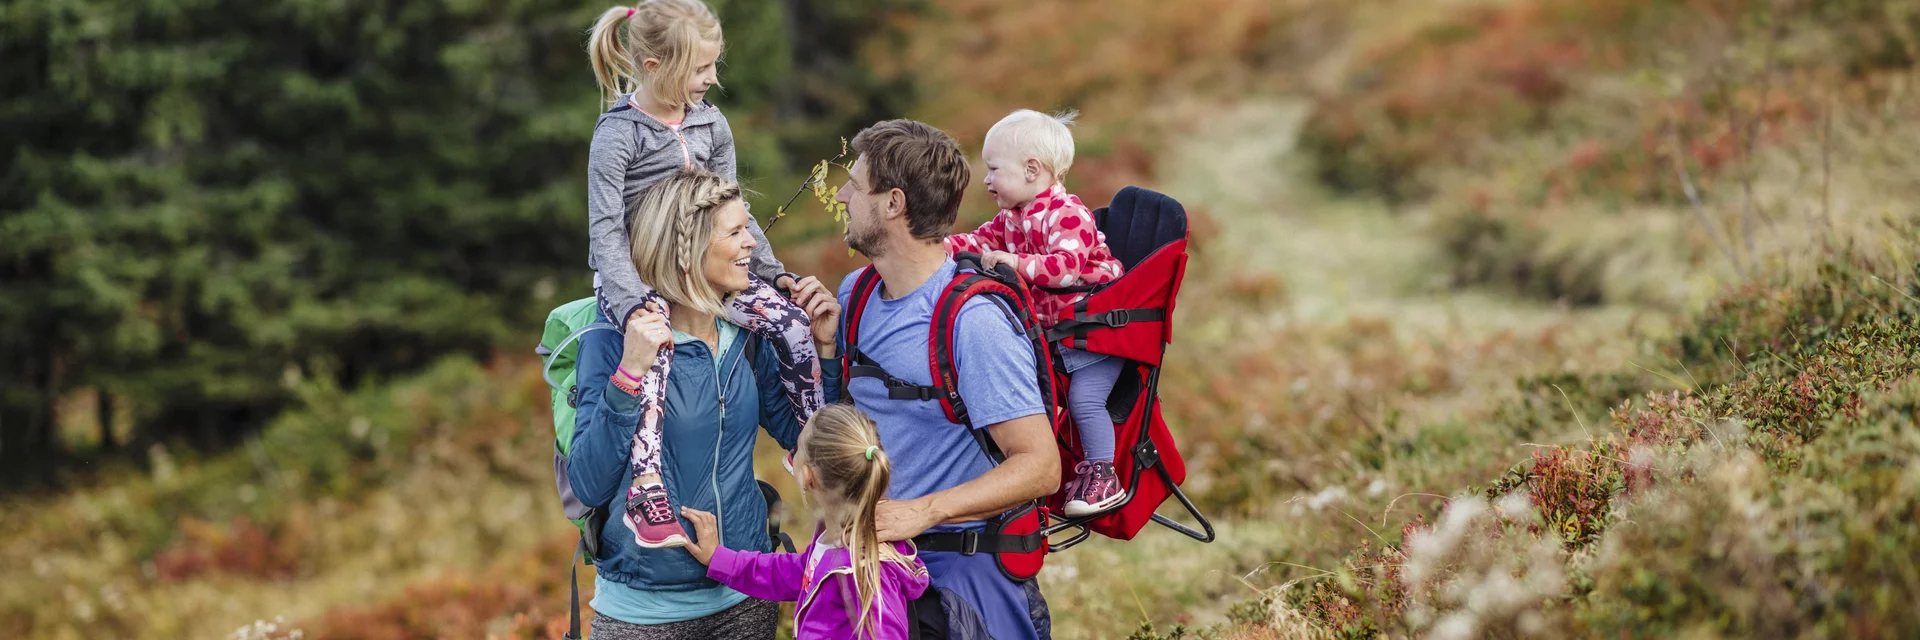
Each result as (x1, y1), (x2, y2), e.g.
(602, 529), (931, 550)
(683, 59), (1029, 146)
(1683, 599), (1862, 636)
(707, 535), (931, 640)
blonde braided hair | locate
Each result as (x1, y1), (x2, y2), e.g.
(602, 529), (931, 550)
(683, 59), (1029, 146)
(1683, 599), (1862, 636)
(627, 169), (745, 317)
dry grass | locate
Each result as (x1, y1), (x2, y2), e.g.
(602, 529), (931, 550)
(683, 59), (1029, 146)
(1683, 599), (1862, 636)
(7, 1), (1919, 638)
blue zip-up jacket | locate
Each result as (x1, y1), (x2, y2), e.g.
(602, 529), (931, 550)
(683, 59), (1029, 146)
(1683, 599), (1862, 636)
(568, 309), (841, 592)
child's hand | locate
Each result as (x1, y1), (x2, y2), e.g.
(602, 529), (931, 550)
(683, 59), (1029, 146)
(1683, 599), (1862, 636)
(980, 250), (1019, 274)
(681, 506), (722, 565)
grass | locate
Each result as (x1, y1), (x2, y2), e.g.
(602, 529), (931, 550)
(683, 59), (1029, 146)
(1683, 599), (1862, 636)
(7, 1), (1920, 638)
(0, 357), (580, 639)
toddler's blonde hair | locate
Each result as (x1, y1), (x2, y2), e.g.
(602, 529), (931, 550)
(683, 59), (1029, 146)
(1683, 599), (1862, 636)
(985, 109), (1079, 177)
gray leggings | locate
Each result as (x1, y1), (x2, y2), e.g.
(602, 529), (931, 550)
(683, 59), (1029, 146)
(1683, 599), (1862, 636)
(1061, 348), (1123, 462)
(588, 598), (779, 640)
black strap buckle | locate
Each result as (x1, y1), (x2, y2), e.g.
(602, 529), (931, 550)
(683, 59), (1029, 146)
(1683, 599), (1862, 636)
(1134, 439), (1161, 469)
(1104, 309), (1163, 328)
(961, 530), (980, 556)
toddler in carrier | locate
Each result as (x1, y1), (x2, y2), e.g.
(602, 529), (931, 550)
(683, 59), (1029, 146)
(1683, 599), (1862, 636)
(945, 109), (1127, 517)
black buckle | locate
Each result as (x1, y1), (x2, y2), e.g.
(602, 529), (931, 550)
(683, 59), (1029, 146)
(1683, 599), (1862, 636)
(1133, 439), (1161, 469)
(1105, 310), (1134, 328)
(567, 385), (581, 408)
(961, 531), (980, 555)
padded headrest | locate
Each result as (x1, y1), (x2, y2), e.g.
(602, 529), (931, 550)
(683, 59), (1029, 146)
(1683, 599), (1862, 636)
(1092, 186), (1188, 271)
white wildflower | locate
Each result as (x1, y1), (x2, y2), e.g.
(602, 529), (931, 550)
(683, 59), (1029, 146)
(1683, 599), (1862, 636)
(1306, 486), (1348, 511)
(1495, 491), (1532, 519)
(1431, 612), (1478, 640)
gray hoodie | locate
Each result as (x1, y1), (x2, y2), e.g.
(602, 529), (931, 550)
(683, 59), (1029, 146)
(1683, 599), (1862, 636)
(588, 95), (784, 328)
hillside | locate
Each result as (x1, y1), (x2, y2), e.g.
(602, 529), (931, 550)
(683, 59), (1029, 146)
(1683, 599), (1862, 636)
(5, 0), (1919, 638)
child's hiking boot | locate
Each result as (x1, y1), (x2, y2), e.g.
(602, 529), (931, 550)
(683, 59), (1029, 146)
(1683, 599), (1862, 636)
(1064, 460), (1124, 516)
(629, 483), (690, 549)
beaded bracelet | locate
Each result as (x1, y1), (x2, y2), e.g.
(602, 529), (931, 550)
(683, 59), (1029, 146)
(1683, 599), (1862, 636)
(609, 373), (642, 397)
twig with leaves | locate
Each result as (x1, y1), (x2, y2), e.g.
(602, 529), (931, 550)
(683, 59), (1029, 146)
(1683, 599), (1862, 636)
(763, 138), (852, 232)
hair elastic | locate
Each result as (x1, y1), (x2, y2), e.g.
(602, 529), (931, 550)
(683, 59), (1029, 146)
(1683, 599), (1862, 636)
(864, 445), (879, 461)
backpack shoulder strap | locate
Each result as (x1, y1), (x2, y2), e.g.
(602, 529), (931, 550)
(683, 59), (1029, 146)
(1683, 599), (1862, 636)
(930, 254), (1059, 427)
(842, 257), (1058, 463)
(841, 266), (885, 384)
(844, 265), (957, 408)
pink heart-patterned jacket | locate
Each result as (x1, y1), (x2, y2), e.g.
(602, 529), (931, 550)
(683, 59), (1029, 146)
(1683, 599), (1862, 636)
(944, 183), (1124, 328)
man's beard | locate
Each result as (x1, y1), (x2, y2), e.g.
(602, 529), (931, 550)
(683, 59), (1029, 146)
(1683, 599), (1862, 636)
(845, 211), (885, 258)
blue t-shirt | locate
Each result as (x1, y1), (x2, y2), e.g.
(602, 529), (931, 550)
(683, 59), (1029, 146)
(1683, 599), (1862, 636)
(837, 259), (1048, 640)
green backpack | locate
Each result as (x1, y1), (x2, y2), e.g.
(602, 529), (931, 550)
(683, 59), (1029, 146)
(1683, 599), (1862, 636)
(538, 298), (617, 640)
(538, 298), (617, 554)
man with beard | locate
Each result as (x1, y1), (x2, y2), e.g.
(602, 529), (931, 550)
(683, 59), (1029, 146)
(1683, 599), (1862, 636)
(827, 119), (1059, 640)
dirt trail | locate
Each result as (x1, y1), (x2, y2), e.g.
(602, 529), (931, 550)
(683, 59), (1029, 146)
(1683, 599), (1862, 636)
(1160, 99), (1644, 336)
(1039, 98), (1656, 638)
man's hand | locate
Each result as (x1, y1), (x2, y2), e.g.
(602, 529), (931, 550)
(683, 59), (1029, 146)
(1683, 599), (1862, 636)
(875, 498), (946, 542)
(888, 414), (1060, 530)
(788, 275), (841, 358)
(681, 507), (721, 565)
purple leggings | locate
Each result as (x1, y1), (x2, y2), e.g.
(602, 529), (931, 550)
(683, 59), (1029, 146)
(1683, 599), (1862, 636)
(1060, 347), (1122, 462)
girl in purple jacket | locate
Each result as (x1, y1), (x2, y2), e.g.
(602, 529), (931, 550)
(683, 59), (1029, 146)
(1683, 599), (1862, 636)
(683, 404), (930, 639)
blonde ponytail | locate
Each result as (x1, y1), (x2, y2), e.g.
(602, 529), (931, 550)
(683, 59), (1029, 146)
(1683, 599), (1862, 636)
(799, 404), (911, 637)
(585, 0), (725, 109)
(587, 6), (640, 106)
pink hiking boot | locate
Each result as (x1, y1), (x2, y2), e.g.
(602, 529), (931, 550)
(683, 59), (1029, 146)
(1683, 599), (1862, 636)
(1064, 460), (1125, 517)
(629, 483), (690, 549)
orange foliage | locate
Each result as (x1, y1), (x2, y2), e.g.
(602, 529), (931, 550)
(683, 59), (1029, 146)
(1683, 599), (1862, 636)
(1305, 0), (1655, 198)
(152, 516), (305, 582)
(875, 0), (1288, 144)
(1304, 0), (1881, 203)
(306, 535), (586, 640)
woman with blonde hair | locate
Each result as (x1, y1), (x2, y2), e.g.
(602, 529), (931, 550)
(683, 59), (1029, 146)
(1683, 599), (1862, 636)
(584, 0), (827, 552)
(568, 169), (844, 639)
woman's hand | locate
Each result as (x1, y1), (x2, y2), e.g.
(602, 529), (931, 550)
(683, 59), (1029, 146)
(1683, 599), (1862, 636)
(681, 506), (722, 566)
(788, 276), (840, 358)
(619, 304), (673, 377)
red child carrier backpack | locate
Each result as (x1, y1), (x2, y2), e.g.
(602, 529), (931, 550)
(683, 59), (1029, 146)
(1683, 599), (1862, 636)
(841, 254), (1057, 581)
(841, 186), (1213, 571)
(1039, 186), (1214, 547)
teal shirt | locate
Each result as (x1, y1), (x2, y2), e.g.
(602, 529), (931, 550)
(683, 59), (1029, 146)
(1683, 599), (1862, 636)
(591, 318), (747, 624)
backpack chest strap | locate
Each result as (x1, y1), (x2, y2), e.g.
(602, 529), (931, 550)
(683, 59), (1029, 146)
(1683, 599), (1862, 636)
(847, 350), (950, 403)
